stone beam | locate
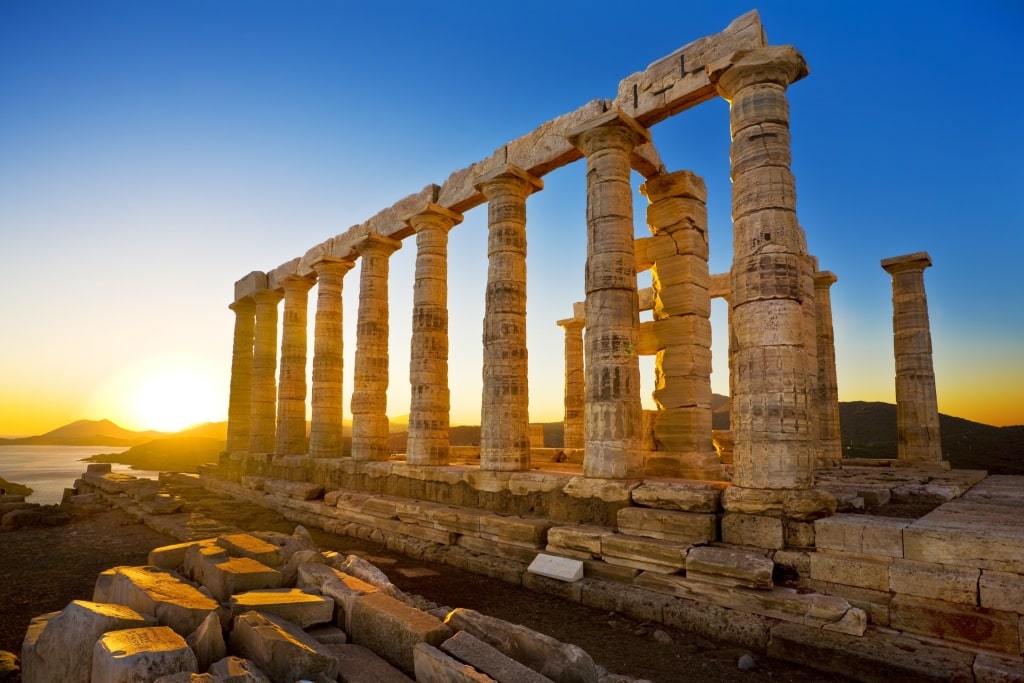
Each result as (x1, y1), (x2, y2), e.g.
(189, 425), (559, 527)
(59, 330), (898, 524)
(267, 258), (301, 291)
(234, 271), (268, 301)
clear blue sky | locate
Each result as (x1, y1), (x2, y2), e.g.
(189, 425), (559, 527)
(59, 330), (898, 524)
(1, 0), (1021, 435)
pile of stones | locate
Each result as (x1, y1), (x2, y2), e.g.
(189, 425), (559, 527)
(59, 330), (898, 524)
(21, 525), (641, 683)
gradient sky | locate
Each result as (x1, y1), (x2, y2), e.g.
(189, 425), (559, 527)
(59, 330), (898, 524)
(1, 0), (1021, 436)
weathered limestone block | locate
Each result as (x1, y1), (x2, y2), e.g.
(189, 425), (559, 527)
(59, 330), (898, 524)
(981, 571), (1024, 614)
(546, 525), (611, 559)
(904, 499), (1024, 574)
(91, 626), (197, 683)
(630, 480), (726, 513)
(721, 512), (784, 549)
(94, 566), (218, 637)
(278, 549), (326, 586)
(809, 551), (893, 592)
(600, 533), (689, 573)
(348, 591), (453, 675)
(801, 577), (893, 627)
(336, 553), (410, 603)
(685, 546), (773, 589)
(229, 611), (339, 683)
(616, 507), (716, 544)
(974, 653), (1024, 683)
(578, 579), (671, 622)
(889, 559), (979, 605)
(413, 642), (495, 683)
(813, 514), (910, 558)
(329, 643), (414, 683)
(207, 655), (271, 683)
(662, 594), (774, 652)
(458, 535), (540, 565)
(152, 672), (217, 683)
(446, 608), (598, 683)
(442, 630), (553, 683)
(321, 574), (381, 632)
(148, 539), (217, 571)
(216, 533), (285, 567)
(295, 561), (349, 592)
(263, 478), (323, 501)
(563, 476), (640, 504)
(187, 546), (283, 602)
(186, 612), (226, 673)
(21, 600), (152, 683)
(229, 588), (333, 628)
(890, 594), (1021, 656)
(522, 571), (584, 604)
(768, 622), (976, 683)
(478, 514), (552, 548)
(527, 554), (584, 583)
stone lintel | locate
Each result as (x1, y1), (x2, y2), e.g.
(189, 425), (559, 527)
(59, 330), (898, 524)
(708, 272), (730, 299)
(565, 107), (652, 149)
(881, 251), (932, 274)
(630, 142), (666, 179)
(474, 163), (544, 195)
(234, 271), (268, 302)
(298, 239), (336, 276)
(353, 232), (403, 257)
(267, 257), (301, 290)
(403, 201), (464, 231)
(615, 10), (767, 126)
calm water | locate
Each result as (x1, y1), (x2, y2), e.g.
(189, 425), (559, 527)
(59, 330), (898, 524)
(0, 445), (162, 505)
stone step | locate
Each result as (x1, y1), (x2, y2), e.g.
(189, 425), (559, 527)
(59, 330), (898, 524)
(685, 545), (773, 589)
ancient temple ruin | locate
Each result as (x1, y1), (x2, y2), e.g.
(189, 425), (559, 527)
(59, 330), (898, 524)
(202, 12), (1024, 681)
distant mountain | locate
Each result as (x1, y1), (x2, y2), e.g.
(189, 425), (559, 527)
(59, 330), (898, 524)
(177, 422), (228, 440)
(85, 436), (225, 473)
(0, 419), (167, 447)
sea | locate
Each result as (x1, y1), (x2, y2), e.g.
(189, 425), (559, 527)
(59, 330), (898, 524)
(0, 445), (163, 505)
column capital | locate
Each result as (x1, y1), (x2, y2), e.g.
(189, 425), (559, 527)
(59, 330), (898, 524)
(403, 202), (464, 233)
(474, 164), (544, 198)
(557, 317), (586, 331)
(566, 108), (651, 156)
(882, 251), (932, 275)
(813, 271), (838, 289)
(252, 288), (284, 304)
(229, 297), (256, 314)
(279, 274), (316, 293)
(354, 232), (403, 258)
(311, 256), (356, 277)
(707, 46), (809, 100)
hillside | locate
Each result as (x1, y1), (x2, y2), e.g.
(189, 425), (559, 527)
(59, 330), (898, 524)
(85, 436), (226, 473)
(0, 419), (166, 447)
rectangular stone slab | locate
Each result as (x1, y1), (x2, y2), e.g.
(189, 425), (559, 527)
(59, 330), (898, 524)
(616, 507), (716, 544)
(216, 533), (285, 567)
(91, 626), (197, 683)
(904, 498), (1024, 574)
(348, 591), (453, 675)
(441, 630), (553, 683)
(230, 610), (339, 683)
(685, 546), (773, 590)
(527, 554), (584, 583)
(93, 566), (218, 637)
(229, 588), (334, 628)
(814, 514), (911, 557)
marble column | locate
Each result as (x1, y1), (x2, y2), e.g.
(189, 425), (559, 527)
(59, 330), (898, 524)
(406, 203), (463, 466)
(476, 165), (543, 471)
(882, 252), (943, 463)
(813, 270), (842, 466)
(249, 288), (283, 454)
(557, 315), (586, 450)
(640, 170), (718, 478)
(276, 275), (314, 456)
(351, 234), (402, 461)
(308, 258), (355, 458)
(567, 109), (650, 479)
(226, 297), (256, 453)
(709, 47), (819, 495)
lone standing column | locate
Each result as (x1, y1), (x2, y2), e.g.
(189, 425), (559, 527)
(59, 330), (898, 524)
(351, 234), (402, 461)
(309, 258), (355, 458)
(557, 312), (586, 450)
(226, 297), (256, 453)
(276, 275), (314, 456)
(709, 47), (819, 495)
(882, 252), (943, 463)
(568, 109), (650, 479)
(406, 203), (463, 466)
(476, 165), (543, 471)
(249, 288), (283, 454)
(813, 270), (841, 466)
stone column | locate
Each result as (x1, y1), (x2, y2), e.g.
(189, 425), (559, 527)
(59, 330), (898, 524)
(351, 234), (402, 461)
(406, 203), (463, 466)
(640, 170), (719, 479)
(709, 47), (823, 499)
(567, 109), (650, 479)
(813, 270), (842, 466)
(882, 252), (943, 463)
(476, 165), (543, 471)
(275, 275), (314, 456)
(308, 258), (355, 458)
(557, 315), (586, 450)
(249, 288), (283, 454)
(226, 297), (256, 453)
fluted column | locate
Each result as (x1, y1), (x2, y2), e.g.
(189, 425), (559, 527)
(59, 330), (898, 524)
(557, 315), (586, 450)
(351, 234), (402, 461)
(476, 165), (543, 471)
(226, 298), (256, 453)
(406, 203), (464, 466)
(813, 270), (841, 466)
(276, 275), (314, 456)
(882, 252), (943, 463)
(567, 109), (650, 479)
(249, 288), (283, 453)
(709, 47), (817, 493)
(641, 170), (718, 477)
(309, 258), (355, 458)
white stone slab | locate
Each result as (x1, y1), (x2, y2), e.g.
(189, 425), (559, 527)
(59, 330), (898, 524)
(527, 554), (583, 583)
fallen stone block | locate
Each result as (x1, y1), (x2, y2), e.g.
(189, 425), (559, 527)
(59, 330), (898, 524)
(348, 591), (453, 675)
(207, 655), (271, 682)
(21, 600), (152, 683)
(153, 672), (217, 682)
(336, 553), (411, 604)
(216, 533), (285, 567)
(685, 546), (773, 589)
(1, 506), (71, 530)
(91, 626), (197, 683)
(446, 608), (597, 683)
(93, 566), (219, 636)
(296, 562), (349, 592)
(229, 611), (338, 682)
(148, 539), (217, 571)
(413, 642), (495, 683)
(229, 588), (333, 628)
(306, 624), (347, 644)
(327, 643), (414, 683)
(186, 611), (226, 672)
(527, 554), (583, 583)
